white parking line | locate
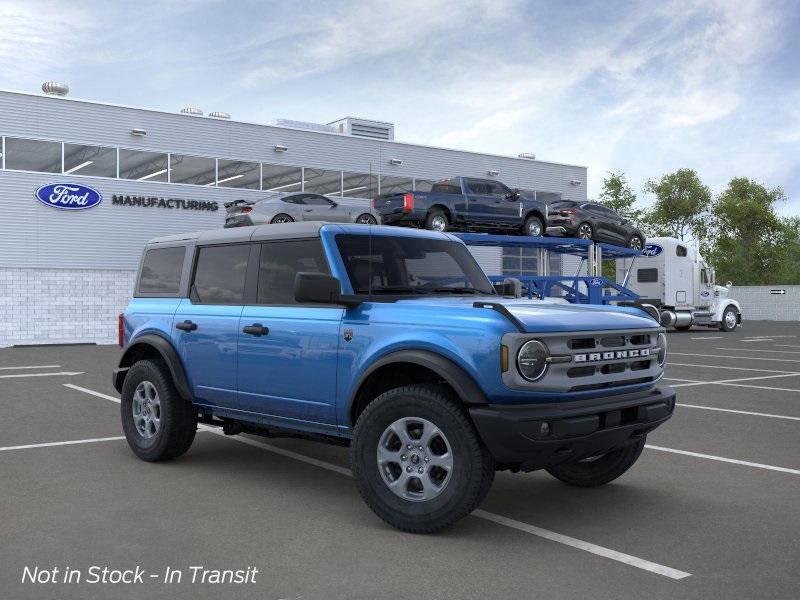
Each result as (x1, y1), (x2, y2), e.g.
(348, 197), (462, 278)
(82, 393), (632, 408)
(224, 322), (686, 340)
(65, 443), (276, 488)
(776, 344), (800, 349)
(61, 384), (691, 580)
(666, 373), (800, 388)
(646, 445), (800, 476)
(473, 509), (691, 580)
(0, 371), (84, 379)
(676, 403), (800, 422)
(670, 352), (800, 363)
(739, 338), (773, 342)
(668, 362), (799, 374)
(0, 364), (61, 371)
(689, 336), (723, 340)
(0, 436), (125, 452)
(63, 383), (120, 403)
(716, 347), (800, 354)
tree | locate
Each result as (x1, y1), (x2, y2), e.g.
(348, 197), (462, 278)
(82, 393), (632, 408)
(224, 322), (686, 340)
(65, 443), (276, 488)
(642, 169), (711, 241)
(598, 171), (641, 221)
(707, 178), (787, 285)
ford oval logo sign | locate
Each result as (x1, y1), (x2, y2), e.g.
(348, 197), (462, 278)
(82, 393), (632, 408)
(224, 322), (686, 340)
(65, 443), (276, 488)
(35, 183), (102, 210)
(641, 243), (663, 257)
(588, 277), (604, 287)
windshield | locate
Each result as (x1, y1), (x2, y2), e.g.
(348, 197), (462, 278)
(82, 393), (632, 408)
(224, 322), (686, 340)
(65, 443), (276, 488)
(335, 234), (495, 296)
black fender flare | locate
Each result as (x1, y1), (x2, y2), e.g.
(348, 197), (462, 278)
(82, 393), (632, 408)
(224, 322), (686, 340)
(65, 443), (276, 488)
(113, 333), (192, 400)
(349, 349), (489, 414)
(523, 208), (546, 225)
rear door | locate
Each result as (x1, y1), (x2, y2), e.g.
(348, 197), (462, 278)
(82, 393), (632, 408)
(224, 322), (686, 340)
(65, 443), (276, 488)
(236, 239), (343, 425)
(463, 179), (495, 224)
(173, 243), (253, 409)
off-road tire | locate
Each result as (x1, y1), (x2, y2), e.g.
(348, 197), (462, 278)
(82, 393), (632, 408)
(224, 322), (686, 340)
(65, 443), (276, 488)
(720, 306), (738, 332)
(351, 384), (494, 533)
(121, 359), (197, 462)
(424, 209), (449, 232)
(270, 213), (294, 224)
(545, 436), (646, 487)
(522, 215), (544, 237)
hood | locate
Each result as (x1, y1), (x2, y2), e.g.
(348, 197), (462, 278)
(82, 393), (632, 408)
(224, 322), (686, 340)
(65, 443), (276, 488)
(714, 285), (729, 299)
(393, 296), (659, 333)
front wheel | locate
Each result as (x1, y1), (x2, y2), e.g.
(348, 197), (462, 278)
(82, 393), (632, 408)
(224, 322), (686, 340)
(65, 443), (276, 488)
(351, 384), (494, 533)
(355, 213), (378, 225)
(121, 359), (197, 462)
(545, 436), (645, 487)
(522, 215), (543, 237)
(720, 306), (738, 332)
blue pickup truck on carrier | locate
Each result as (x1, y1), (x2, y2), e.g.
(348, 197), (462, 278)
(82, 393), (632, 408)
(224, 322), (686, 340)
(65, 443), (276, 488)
(373, 176), (551, 236)
(114, 222), (675, 533)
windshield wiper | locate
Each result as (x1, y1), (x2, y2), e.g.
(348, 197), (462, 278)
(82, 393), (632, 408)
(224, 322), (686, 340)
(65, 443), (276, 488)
(354, 286), (427, 295)
(428, 287), (485, 294)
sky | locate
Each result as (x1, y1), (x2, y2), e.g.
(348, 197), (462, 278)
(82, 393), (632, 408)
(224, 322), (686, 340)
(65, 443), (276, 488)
(1, 0), (799, 212)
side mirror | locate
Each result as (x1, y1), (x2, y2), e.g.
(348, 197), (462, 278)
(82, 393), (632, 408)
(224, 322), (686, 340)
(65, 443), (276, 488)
(505, 189), (520, 201)
(294, 272), (360, 306)
(726, 281), (732, 288)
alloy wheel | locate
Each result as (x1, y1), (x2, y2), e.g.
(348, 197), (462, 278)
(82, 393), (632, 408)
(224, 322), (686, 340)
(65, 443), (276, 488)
(356, 214), (377, 225)
(430, 215), (447, 232)
(132, 381), (161, 439)
(578, 224), (592, 239)
(629, 236), (643, 250)
(377, 417), (453, 502)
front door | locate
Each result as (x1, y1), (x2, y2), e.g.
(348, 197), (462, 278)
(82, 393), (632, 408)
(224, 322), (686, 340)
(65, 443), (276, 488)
(300, 194), (348, 222)
(237, 239), (343, 425)
(173, 243), (253, 409)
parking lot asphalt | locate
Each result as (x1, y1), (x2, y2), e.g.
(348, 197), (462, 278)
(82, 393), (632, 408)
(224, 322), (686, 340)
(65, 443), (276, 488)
(1, 321), (799, 600)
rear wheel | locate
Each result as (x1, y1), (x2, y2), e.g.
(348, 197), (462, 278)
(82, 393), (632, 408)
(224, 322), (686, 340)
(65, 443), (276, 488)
(576, 222), (593, 240)
(121, 359), (196, 462)
(628, 235), (644, 251)
(351, 384), (494, 533)
(355, 213), (377, 225)
(522, 215), (544, 237)
(546, 437), (646, 487)
(270, 213), (294, 224)
(720, 306), (738, 332)
(425, 209), (449, 232)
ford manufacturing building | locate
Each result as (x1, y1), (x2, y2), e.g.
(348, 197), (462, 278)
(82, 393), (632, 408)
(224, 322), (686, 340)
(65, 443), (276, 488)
(0, 84), (587, 346)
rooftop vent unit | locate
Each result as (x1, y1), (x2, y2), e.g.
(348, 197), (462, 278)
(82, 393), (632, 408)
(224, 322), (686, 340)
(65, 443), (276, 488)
(269, 119), (337, 134)
(328, 117), (395, 141)
(208, 111), (231, 119)
(42, 82), (69, 96)
(518, 152), (536, 160)
(180, 106), (203, 116)
(487, 169), (500, 177)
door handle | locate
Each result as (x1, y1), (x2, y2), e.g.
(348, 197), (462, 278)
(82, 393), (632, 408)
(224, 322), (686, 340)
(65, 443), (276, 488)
(303, 208), (313, 212)
(242, 324), (269, 336)
(175, 320), (198, 332)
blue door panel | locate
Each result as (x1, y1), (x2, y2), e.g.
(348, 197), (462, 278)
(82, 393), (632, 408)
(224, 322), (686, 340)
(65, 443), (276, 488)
(173, 299), (243, 408)
(237, 306), (343, 424)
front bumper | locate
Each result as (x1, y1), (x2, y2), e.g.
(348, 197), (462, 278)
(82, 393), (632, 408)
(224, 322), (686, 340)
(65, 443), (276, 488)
(469, 386), (675, 471)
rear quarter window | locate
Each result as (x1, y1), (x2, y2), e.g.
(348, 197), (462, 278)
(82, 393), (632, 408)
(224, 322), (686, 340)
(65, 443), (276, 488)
(136, 246), (186, 296)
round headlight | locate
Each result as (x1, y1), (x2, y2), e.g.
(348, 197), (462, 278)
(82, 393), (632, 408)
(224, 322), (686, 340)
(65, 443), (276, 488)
(517, 340), (550, 382)
(656, 332), (668, 366)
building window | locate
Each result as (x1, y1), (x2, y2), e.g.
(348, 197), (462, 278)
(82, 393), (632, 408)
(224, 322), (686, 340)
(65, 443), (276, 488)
(63, 143), (117, 177)
(262, 164), (302, 192)
(170, 154), (216, 186)
(217, 159), (260, 189)
(4, 137), (61, 173)
(379, 175), (413, 195)
(502, 248), (538, 276)
(304, 168), (342, 196)
(341, 171), (377, 198)
(413, 178), (436, 192)
(119, 149), (169, 182)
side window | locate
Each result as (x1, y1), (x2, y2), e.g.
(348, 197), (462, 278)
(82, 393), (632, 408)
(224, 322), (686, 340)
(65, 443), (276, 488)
(701, 269), (709, 284)
(466, 180), (489, 195)
(192, 245), (250, 304)
(137, 246), (186, 296)
(257, 240), (330, 305)
(282, 195), (304, 205)
(637, 268), (659, 283)
(485, 181), (510, 196)
(430, 181), (461, 194)
(676, 245), (688, 257)
(304, 195), (334, 206)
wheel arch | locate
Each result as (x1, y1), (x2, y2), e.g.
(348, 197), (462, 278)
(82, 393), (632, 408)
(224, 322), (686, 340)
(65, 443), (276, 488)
(427, 204), (453, 221)
(348, 349), (489, 426)
(524, 209), (545, 224)
(113, 333), (192, 400)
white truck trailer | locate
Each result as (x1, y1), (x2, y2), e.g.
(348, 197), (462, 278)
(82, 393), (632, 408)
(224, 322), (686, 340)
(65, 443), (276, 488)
(615, 237), (742, 332)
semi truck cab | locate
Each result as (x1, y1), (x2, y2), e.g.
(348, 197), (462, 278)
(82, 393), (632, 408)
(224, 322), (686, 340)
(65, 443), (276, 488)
(616, 236), (742, 332)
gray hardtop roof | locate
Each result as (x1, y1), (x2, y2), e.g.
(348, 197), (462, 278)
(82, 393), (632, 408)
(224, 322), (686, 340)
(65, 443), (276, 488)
(145, 222), (453, 247)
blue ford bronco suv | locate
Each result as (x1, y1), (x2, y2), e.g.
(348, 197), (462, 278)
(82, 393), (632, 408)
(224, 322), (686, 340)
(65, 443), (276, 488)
(114, 222), (674, 533)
